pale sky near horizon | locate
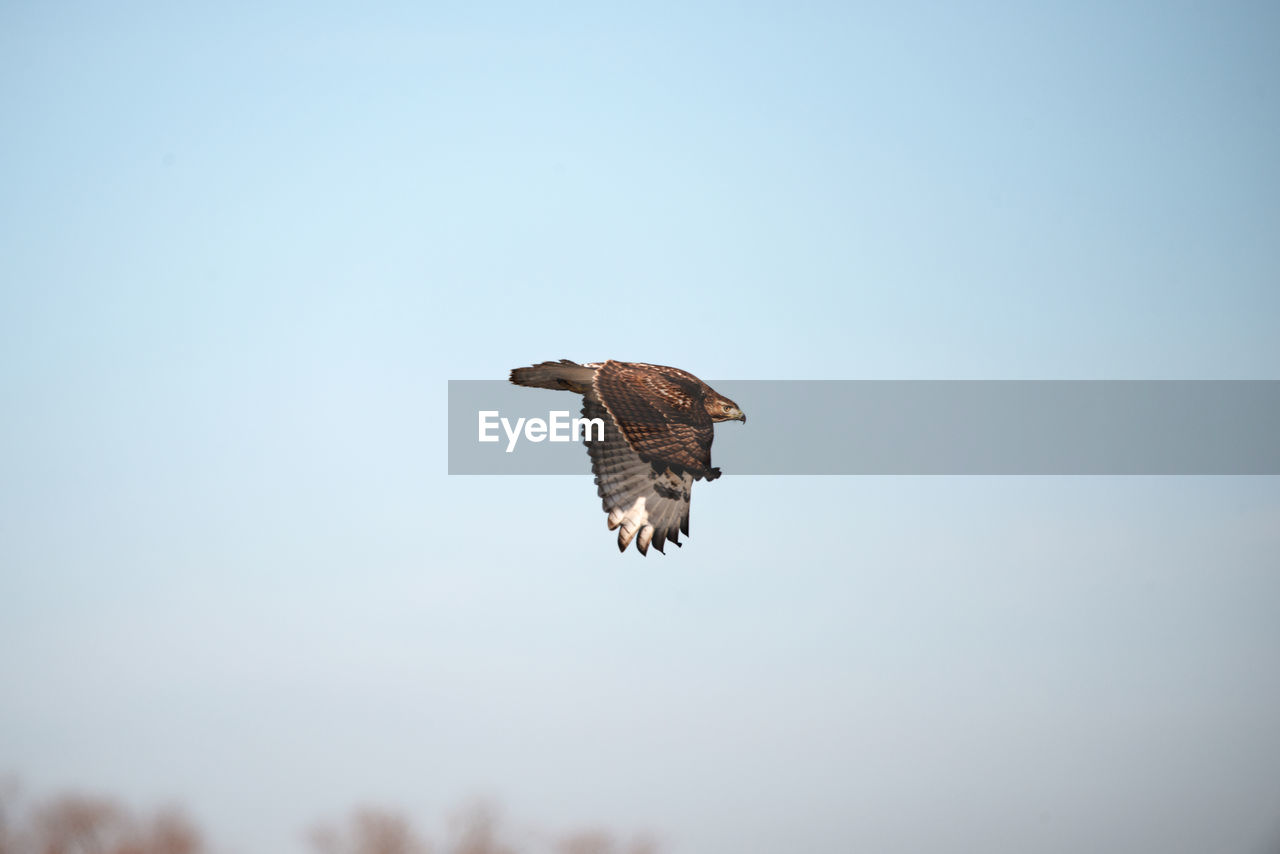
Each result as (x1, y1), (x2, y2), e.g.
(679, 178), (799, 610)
(2, 2), (1279, 853)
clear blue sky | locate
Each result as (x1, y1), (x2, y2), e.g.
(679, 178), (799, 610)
(2, 2), (1278, 852)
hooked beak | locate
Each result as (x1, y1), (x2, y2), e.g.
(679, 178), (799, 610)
(737, 412), (747, 424)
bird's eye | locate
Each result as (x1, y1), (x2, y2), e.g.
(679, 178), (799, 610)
(722, 404), (732, 411)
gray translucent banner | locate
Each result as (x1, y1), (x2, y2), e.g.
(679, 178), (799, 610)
(448, 381), (1280, 475)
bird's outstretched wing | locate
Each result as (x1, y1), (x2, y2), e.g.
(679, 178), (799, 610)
(582, 395), (694, 555)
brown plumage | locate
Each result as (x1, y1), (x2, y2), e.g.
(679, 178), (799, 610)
(509, 359), (746, 555)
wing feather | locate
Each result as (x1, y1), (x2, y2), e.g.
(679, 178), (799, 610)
(582, 396), (693, 556)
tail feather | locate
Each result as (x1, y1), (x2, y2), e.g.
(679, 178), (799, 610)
(509, 359), (596, 393)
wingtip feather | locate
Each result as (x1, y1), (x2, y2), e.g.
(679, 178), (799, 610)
(637, 525), (653, 555)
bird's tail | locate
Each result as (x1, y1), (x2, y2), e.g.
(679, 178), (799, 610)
(509, 359), (596, 393)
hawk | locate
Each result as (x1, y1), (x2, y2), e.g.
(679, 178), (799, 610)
(509, 360), (746, 555)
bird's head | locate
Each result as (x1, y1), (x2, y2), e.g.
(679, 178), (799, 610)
(707, 393), (746, 424)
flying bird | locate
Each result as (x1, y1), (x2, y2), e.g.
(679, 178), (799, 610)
(509, 360), (745, 555)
